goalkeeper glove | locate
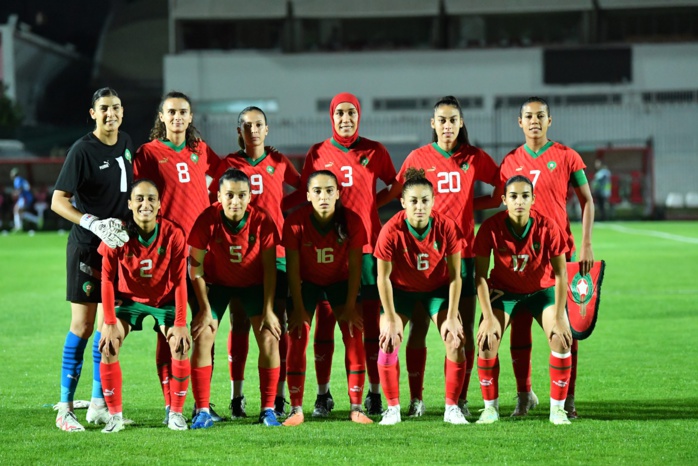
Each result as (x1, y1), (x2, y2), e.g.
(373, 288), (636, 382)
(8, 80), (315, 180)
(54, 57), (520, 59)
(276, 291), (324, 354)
(80, 214), (130, 248)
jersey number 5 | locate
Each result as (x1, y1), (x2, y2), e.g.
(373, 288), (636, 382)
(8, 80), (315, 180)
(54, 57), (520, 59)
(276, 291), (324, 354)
(229, 245), (243, 263)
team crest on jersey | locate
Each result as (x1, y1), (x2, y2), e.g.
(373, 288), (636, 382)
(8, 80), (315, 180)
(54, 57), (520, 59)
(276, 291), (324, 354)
(570, 273), (594, 306)
(359, 156), (369, 167)
(460, 162), (470, 172)
(124, 149), (132, 163)
(533, 242), (540, 250)
(191, 153), (199, 163)
(547, 161), (557, 172)
(337, 237), (344, 245)
(433, 241), (440, 251)
(249, 234), (256, 243)
(82, 281), (95, 297)
(158, 247), (166, 255)
(266, 166), (275, 175)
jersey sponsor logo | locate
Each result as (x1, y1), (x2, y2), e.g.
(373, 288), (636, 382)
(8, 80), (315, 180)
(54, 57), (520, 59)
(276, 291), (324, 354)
(191, 153), (199, 163)
(159, 157), (168, 164)
(359, 156), (369, 167)
(124, 149), (132, 162)
(82, 281), (95, 296)
(427, 166), (436, 172)
(324, 162), (334, 168)
(515, 166), (523, 171)
(547, 161), (557, 171)
(303, 242), (313, 247)
(158, 247), (166, 255)
(266, 166), (275, 175)
(460, 162), (470, 172)
(99, 161), (110, 170)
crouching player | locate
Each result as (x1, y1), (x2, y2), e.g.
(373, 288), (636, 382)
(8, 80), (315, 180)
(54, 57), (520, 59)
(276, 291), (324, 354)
(282, 170), (371, 426)
(98, 179), (191, 433)
(375, 168), (467, 426)
(473, 175), (573, 425)
(188, 168), (282, 428)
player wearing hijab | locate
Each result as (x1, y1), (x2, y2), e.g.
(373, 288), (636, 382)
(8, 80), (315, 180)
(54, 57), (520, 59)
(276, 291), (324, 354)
(134, 90), (220, 423)
(295, 92), (400, 417)
(51, 87), (133, 432)
(479, 97), (594, 418)
(474, 175), (573, 426)
(97, 179), (191, 433)
(375, 169), (467, 426)
(209, 106), (301, 419)
(188, 168), (282, 428)
(396, 96), (498, 418)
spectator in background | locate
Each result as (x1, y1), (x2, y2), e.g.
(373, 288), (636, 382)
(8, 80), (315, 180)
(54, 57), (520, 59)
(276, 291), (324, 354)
(10, 167), (41, 231)
(592, 159), (612, 221)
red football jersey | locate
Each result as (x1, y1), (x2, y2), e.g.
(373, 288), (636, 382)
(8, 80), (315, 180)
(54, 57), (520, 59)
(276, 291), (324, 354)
(188, 203), (277, 287)
(473, 210), (567, 295)
(498, 141), (586, 252)
(99, 218), (187, 326)
(300, 137), (397, 252)
(282, 204), (367, 286)
(397, 143), (498, 258)
(209, 149), (300, 258)
(374, 210), (460, 293)
(134, 139), (220, 238)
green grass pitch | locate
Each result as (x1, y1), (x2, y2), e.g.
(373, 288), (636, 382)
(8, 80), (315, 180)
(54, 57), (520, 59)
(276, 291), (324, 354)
(1, 221), (697, 465)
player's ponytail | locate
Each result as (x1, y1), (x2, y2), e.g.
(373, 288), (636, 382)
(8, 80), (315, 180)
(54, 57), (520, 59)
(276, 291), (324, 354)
(432, 96), (470, 146)
(149, 91), (203, 152)
(401, 167), (433, 196)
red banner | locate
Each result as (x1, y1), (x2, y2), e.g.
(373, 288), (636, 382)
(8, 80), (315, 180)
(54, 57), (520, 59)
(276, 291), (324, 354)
(566, 260), (606, 340)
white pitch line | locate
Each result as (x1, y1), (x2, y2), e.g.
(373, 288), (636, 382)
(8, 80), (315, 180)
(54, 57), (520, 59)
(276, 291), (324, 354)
(597, 223), (698, 245)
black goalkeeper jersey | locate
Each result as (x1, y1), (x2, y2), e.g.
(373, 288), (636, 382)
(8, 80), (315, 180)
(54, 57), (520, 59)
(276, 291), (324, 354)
(55, 131), (135, 247)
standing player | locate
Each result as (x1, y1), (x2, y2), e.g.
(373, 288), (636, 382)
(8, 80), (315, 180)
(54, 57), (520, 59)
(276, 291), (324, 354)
(97, 179), (191, 433)
(479, 97), (594, 418)
(375, 169), (467, 426)
(188, 168), (282, 428)
(473, 175), (573, 425)
(134, 91), (220, 423)
(395, 96), (499, 417)
(295, 92), (401, 417)
(282, 170), (371, 426)
(51, 87), (133, 431)
(208, 106), (301, 419)
(9, 167), (41, 231)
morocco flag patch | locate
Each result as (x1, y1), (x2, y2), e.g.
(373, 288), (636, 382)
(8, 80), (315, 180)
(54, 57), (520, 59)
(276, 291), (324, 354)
(566, 260), (606, 340)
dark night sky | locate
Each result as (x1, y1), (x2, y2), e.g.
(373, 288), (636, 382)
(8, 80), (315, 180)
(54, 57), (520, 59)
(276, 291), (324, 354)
(1, 0), (110, 56)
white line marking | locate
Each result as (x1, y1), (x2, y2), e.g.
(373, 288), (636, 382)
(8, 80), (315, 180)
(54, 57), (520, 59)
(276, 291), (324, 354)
(597, 224), (698, 245)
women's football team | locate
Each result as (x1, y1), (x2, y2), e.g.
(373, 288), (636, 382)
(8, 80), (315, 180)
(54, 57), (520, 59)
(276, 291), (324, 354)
(51, 89), (594, 432)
